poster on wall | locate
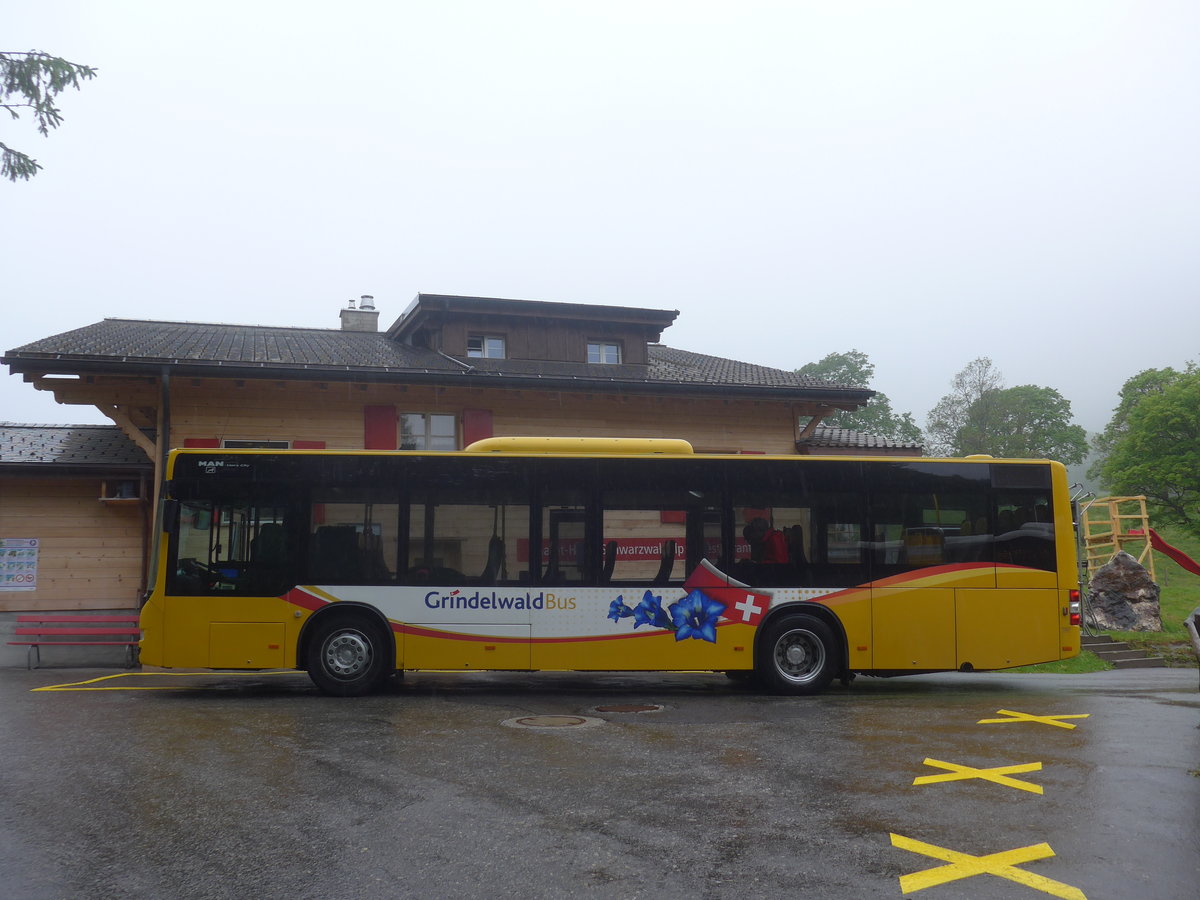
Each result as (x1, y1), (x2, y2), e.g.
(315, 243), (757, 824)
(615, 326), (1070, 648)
(0, 538), (39, 591)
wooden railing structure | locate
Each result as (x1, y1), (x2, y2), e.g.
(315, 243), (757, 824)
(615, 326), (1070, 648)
(1082, 495), (1156, 582)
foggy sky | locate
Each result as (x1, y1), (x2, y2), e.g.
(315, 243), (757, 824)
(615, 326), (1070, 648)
(4, 1), (1198, 434)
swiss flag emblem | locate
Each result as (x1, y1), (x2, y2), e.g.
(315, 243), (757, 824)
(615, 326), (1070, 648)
(683, 560), (772, 627)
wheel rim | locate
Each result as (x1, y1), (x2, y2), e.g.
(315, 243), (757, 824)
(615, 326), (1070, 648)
(322, 629), (372, 679)
(772, 627), (825, 684)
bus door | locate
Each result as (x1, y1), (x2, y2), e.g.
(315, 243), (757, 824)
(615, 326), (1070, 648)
(164, 495), (298, 669)
(866, 463), (990, 672)
(956, 479), (1060, 669)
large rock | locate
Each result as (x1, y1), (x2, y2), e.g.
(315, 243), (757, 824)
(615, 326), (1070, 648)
(1086, 551), (1162, 631)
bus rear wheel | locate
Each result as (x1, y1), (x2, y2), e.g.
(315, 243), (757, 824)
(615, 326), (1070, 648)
(306, 615), (390, 697)
(757, 613), (837, 695)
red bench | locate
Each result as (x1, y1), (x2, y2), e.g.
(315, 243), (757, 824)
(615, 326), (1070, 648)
(8, 614), (141, 669)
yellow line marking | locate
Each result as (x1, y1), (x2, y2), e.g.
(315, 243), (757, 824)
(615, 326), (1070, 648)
(32, 671), (305, 692)
(977, 709), (1090, 729)
(913, 758), (1045, 795)
(890, 833), (1087, 899)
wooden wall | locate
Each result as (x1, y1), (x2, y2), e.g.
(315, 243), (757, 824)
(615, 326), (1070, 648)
(0, 477), (146, 612)
(437, 316), (650, 365)
(166, 379), (804, 454)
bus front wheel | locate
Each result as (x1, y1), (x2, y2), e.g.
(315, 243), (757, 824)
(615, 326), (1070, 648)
(306, 615), (390, 697)
(757, 614), (837, 695)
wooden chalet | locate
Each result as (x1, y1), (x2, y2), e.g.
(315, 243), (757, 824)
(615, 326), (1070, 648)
(2, 293), (918, 626)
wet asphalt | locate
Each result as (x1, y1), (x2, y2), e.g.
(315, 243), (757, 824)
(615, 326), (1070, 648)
(1, 666), (1197, 899)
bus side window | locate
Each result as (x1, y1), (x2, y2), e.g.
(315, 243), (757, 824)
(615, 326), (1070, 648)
(170, 499), (295, 596)
(403, 458), (532, 587)
(543, 508), (587, 585)
(307, 495), (399, 586)
(993, 491), (1056, 571)
(597, 457), (717, 586)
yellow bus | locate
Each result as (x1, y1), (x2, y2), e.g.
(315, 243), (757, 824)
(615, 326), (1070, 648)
(139, 437), (1082, 696)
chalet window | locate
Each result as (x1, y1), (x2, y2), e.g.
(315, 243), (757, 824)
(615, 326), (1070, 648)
(588, 341), (622, 364)
(467, 335), (506, 359)
(400, 413), (457, 450)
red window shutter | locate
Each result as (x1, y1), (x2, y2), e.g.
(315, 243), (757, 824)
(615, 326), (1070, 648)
(183, 438), (221, 448)
(292, 440), (326, 450)
(363, 406), (397, 450)
(462, 409), (494, 447)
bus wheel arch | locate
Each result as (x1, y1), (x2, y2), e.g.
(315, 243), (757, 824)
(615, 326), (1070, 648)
(299, 605), (395, 697)
(755, 606), (845, 695)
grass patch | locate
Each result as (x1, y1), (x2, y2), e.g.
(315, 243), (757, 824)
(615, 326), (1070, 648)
(1010, 650), (1112, 675)
(1100, 525), (1200, 668)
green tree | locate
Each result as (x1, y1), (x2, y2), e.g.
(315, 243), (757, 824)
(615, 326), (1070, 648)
(925, 357), (1005, 456)
(976, 385), (1088, 462)
(1088, 366), (1182, 481)
(1097, 368), (1200, 538)
(2, 50), (97, 181)
(796, 350), (922, 443)
(925, 359), (1087, 463)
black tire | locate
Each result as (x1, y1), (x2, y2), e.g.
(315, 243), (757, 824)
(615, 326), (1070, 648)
(305, 614), (391, 697)
(756, 613), (838, 695)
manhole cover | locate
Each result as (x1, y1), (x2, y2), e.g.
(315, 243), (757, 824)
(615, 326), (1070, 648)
(502, 714), (604, 730)
(593, 704), (664, 714)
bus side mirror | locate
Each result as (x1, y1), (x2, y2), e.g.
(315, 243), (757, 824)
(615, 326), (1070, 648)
(163, 499), (180, 538)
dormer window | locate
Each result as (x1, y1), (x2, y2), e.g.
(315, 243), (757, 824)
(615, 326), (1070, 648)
(588, 341), (622, 364)
(467, 335), (506, 359)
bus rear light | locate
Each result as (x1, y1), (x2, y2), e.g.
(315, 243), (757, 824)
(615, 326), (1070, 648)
(1068, 589), (1081, 626)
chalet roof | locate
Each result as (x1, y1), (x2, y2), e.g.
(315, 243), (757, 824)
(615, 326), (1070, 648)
(648, 346), (834, 388)
(8, 318), (426, 369)
(388, 293), (679, 342)
(4, 318), (871, 402)
(0, 424), (151, 472)
(803, 425), (924, 451)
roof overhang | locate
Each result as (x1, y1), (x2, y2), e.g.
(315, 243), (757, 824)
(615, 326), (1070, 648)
(5, 354), (873, 406)
(0, 462), (152, 476)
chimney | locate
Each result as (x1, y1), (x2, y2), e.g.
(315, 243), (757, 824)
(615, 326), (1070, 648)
(340, 295), (380, 332)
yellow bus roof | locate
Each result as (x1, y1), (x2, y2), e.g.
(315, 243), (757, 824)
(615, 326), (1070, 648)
(464, 436), (695, 455)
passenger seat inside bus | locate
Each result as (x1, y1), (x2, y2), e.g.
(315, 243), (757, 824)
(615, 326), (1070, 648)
(251, 524), (287, 565)
(653, 540), (677, 585)
(247, 523), (290, 594)
(902, 528), (945, 567)
(310, 525), (363, 583)
(784, 525), (807, 566)
(478, 536), (505, 584)
(601, 541), (617, 584)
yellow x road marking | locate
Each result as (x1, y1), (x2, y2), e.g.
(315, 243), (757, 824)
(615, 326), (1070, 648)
(913, 757), (1044, 794)
(977, 709), (1090, 729)
(890, 833), (1087, 898)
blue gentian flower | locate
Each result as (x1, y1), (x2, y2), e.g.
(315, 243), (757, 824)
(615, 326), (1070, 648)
(632, 590), (672, 629)
(608, 597), (634, 622)
(668, 590), (726, 643)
